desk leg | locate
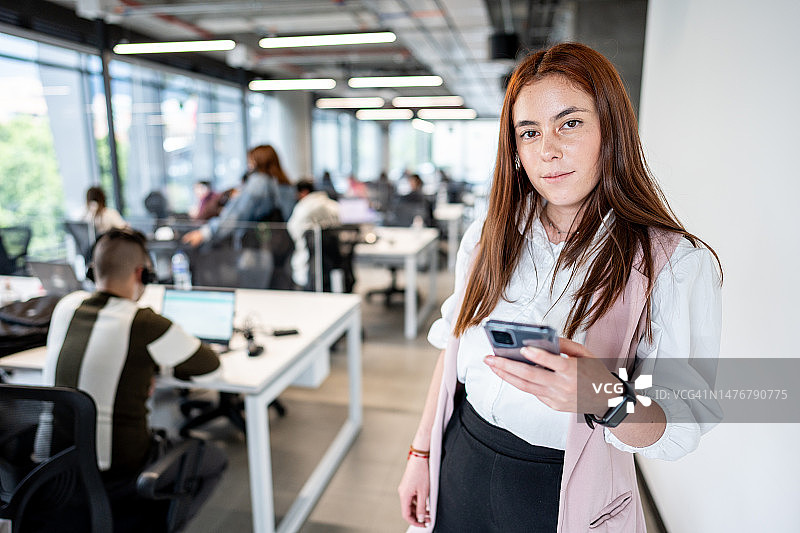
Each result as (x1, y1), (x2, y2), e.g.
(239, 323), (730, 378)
(347, 311), (363, 424)
(275, 310), (363, 533)
(246, 394), (276, 533)
(404, 255), (417, 339)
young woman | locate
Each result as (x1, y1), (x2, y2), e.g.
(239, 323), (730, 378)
(248, 144), (296, 222)
(83, 186), (127, 234)
(182, 144), (296, 247)
(398, 42), (722, 532)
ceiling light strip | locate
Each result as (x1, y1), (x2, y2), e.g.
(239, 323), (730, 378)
(249, 79), (336, 91)
(348, 75), (443, 88)
(416, 108), (477, 120)
(260, 32), (396, 49)
(316, 97), (385, 109)
(392, 96), (464, 107)
(356, 109), (413, 120)
(113, 40), (236, 54)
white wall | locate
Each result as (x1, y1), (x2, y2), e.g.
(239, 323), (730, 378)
(637, 1), (800, 531)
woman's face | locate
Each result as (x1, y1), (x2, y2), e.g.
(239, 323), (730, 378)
(512, 75), (602, 214)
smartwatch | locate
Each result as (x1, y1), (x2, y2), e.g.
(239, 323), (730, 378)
(584, 371), (637, 429)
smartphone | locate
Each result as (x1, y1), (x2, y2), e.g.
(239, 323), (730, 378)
(483, 319), (560, 365)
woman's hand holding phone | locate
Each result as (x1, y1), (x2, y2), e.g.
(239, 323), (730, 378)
(484, 325), (617, 415)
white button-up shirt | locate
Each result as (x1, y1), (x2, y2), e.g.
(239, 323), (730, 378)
(428, 210), (722, 460)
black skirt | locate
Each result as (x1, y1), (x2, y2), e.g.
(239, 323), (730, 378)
(435, 400), (565, 533)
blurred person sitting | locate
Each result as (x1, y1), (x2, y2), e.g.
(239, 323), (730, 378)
(190, 180), (222, 221)
(83, 186), (127, 234)
(287, 179), (341, 288)
(182, 145), (296, 247)
(346, 174), (368, 199)
(371, 171), (395, 212)
(393, 173), (433, 226)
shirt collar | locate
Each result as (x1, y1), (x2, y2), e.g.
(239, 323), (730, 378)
(518, 195), (615, 245)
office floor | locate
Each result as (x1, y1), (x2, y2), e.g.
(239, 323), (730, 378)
(153, 265), (666, 533)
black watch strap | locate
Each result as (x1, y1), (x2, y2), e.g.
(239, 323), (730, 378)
(584, 371), (637, 429)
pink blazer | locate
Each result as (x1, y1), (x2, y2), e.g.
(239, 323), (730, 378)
(410, 229), (681, 533)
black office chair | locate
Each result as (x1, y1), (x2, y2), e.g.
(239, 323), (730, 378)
(303, 225), (360, 293)
(365, 197), (432, 305)
(0, 384), (227, 533)
(0, 384), (112, 532)
(179, 390), (287, 437)
(0, 226), (32, 276)
(63, 221), (94, 265)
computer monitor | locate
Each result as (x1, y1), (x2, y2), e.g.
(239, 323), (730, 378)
(161, 288), (236, 346)
(337, 197), (379, 224)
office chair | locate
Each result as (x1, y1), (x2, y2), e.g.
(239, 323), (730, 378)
(179, 390), (287, 437)
(262, 222), (295, 291)
(0, 384), (227, 533)
(365, 197), (432, 306)
(0, 227), (32, 276)
(63, 221), (94, 265)
(0, 242), (14, 278)
(303, 225), (360, 293)
(0, 384), (112, 532)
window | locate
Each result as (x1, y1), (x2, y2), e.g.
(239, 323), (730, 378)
(109, 60), (246, 216)
(356, 120), (382, 181)
(432, 119), (499, 185)
(0, 32), (101, 256)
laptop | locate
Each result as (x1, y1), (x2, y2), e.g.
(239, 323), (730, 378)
(161, 288), (236, 348)
(27, 261), (83, 296)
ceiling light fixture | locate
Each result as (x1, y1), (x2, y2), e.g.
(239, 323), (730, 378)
(348, 75), (443, 88)
(113, 40), (236, 54)
(417, 108), (477, 120)
(249, 79), (336, 91)
(356, 109), (413, 120)
(316, 97), (385, 109)
(260, 32), (396, 49)
(412, 118), (436, 133)
(392, 96), (464, 107)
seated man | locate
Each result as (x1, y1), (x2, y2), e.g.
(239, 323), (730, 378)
(287, 180), (341, 288)
(36, 228), (221, 532)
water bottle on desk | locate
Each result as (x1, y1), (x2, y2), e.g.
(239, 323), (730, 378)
(171, 251), (192, 290)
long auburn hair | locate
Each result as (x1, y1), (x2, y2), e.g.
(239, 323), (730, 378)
(250, 144), (290, 185)
(453, 42), (721, 340)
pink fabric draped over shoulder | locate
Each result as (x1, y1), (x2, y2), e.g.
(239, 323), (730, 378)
(408, 229), (681, 533)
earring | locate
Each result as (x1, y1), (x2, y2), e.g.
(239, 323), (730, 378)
(514, 154), (521, 171)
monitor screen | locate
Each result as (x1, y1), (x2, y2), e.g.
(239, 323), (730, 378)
(337, 197), (379, 224)
(161, 289), (236, 345)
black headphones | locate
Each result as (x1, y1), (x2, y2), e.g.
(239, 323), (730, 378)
(86, 228), (156, 285)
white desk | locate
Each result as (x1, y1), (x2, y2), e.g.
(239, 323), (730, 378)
(0, 284), (363, 533)
(433, 203), (465, 270)
(0, 275), (46, 304)
(354, 226), (439, 339)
